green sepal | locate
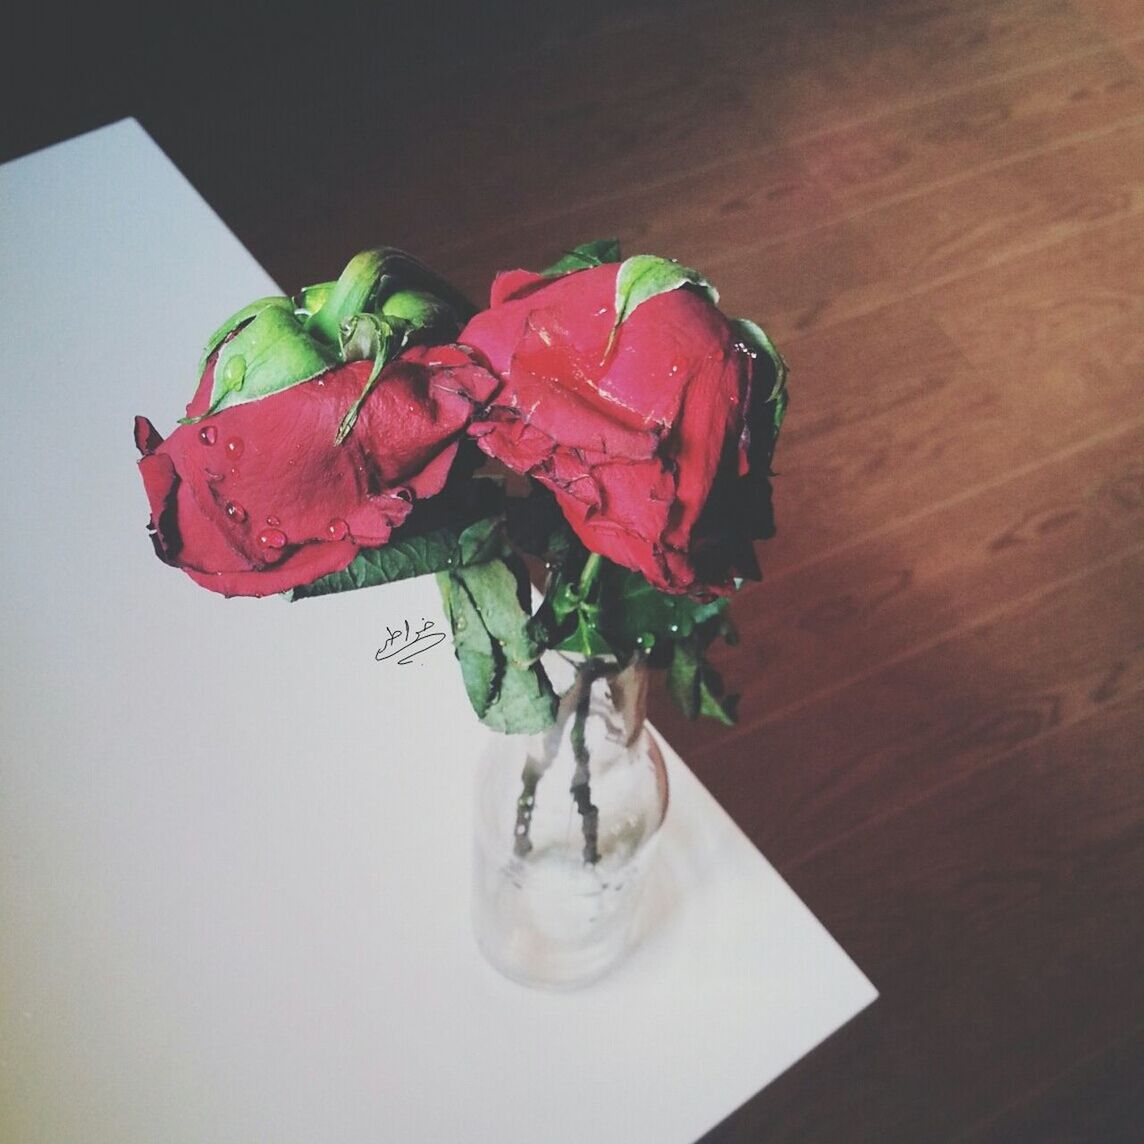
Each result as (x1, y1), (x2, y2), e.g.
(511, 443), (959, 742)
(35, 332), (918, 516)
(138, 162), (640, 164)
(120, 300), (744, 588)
(733, 317), (789, 440)
(541, 238), (623, 277)
(610, 255), (718, 342)
(187, 305), (334, 422)
(303, 248), (474, 348)
(380, 289), (457, 337)
(186, 249), (473, 427)
(295, 281), (335, 319)
(287, 516), (505, 600)
(438, 555), (557, 733)
(303, 249), (390, 347)
(196, 296), (294, 375)
(667, 641), (737, 725)
(333, 313), (402, 445)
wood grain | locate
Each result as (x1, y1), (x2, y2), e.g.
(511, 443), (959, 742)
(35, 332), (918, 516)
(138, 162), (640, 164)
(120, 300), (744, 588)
(9, 0), (1143, 1139)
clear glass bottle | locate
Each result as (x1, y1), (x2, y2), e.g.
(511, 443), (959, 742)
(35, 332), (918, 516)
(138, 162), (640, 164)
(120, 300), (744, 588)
(471, 653), (669, 988)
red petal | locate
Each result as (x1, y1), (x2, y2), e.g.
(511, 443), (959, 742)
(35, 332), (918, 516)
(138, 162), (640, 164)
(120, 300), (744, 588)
(182, 538), (359, 598)
(134, 415), (164, 456)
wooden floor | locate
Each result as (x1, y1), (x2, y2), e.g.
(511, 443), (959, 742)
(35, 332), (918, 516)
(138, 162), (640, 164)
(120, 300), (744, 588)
(9, 0), (1142, 1138)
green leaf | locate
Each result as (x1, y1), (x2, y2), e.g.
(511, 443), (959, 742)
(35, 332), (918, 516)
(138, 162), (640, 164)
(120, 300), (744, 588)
(541, 238), (623, 277)
(611, 254), (718, 335)
(196, 296), (294, 375)
(438, 556), (557, 733)
(438, 570), (498, 718)
(602, 568), (728, 650)
(732, 317), (789, 440)
(191, 305), (333, 421)
(667, 641), (737, 725)
(455, 516), (507, 566)
(287, 517), (505, 600)
(667, 641), (699, 718)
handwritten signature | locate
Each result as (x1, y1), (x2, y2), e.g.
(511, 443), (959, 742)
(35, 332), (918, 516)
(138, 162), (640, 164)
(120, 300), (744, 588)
(375, 618), (447, 665)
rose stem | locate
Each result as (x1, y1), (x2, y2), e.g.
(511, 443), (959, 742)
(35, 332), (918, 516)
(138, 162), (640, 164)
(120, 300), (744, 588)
(577, 552), (602, 597)
(569, 660), (601, 865)
(513, 757), (542, 858)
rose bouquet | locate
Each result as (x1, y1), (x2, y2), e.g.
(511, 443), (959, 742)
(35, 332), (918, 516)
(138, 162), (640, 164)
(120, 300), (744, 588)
(135, 240), (786, 984)
(135, 240), (786, 731)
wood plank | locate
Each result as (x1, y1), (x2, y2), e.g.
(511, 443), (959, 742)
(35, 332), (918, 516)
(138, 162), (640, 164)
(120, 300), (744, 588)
(931, 213), (1144, 364)
(855, 119), (1144, 288)
(1080, 0), (1144, 40)
(970, 1026), (1144, 1141)
(795, 47), (1144, 209)
(241, 0), (1118, 292)
(693, 420), (1144, 723)
(422, 145), (838, 307)
(702, 694), (1144, 1141)
(659, 547), (1144, 872)
(712, 128), (1144, 346)
(433, 51), (1144, 304)
(744, 309), (1144, 575)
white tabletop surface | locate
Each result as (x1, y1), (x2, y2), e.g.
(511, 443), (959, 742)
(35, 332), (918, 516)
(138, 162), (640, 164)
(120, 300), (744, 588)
(0, 119), (876, 1144)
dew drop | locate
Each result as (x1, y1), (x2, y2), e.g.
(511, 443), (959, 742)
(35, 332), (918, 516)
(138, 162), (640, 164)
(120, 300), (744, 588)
(258, 528), (287, 549)
(224, 501), (247, 523)
(225, 437), (245, 461)
(326, 518), (349, 540)
(198, 425), (218, 446)
(266, 515), (281, 527)
(205, 469), (224, 483)
(222, 355), (247, 387)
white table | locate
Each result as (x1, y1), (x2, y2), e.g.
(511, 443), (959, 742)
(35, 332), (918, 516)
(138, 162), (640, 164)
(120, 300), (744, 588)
(0, 120), (876, 1144)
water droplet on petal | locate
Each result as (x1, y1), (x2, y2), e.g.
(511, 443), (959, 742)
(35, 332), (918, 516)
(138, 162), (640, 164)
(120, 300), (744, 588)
(198, 425), (218, 445)
(225, 501), (247, 523)
(266, 515), (281, 527)
(205, 469), (224, 483)
(225, 437), (245, 461)
(326, 518), (349, 540)
(258, 528), (287, 549)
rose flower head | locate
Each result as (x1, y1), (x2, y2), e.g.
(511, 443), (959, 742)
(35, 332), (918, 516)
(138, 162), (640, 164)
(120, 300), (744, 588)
(460, 246), (787, 595)
(135, 250), (497, 597)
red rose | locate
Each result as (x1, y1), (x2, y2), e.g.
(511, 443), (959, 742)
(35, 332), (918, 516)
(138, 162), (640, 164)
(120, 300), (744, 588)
(135, 344), (497, 597)
(461, 261), (784, 594)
